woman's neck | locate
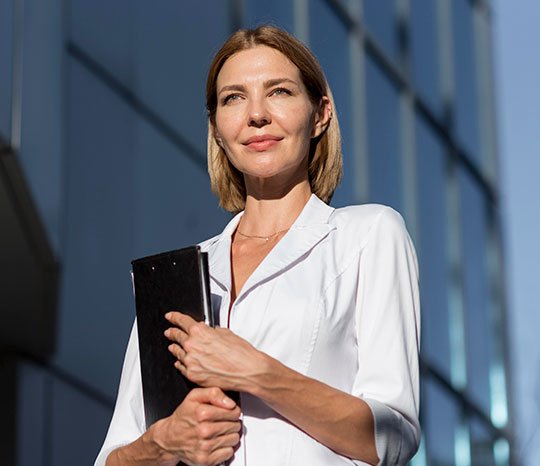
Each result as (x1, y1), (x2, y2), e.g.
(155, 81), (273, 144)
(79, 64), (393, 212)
(238, 180), (312, 236)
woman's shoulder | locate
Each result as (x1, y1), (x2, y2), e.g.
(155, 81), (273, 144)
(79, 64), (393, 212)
(330, 203), (407, 235)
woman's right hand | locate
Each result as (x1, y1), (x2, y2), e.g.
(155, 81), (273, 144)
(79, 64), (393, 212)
(107, 387), (241, 466)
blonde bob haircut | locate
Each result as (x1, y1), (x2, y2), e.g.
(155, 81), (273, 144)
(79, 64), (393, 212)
(206, 25), (342, 213)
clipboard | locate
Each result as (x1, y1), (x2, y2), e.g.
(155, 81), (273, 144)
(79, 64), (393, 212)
(131, 245), (213, 430)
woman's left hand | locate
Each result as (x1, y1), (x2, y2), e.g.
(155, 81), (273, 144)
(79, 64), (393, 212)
(164, 312), (267, 393)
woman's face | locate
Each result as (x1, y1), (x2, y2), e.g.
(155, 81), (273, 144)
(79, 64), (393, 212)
(213, 45), (329, 187)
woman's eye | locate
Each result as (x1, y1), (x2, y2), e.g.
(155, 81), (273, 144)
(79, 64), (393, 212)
(222, 94), (242, 105)
(270, 87), (292, 97)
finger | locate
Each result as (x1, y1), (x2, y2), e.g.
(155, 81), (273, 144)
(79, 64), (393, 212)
(196, 420), (242, 440)
(165, 311), (197, 331)
(188, 387), (239, 410)
(194, 403), (242, 423)
(200, 445), (236, 466)
(168, 343), (186, 360)
(164, 326), (188, 345)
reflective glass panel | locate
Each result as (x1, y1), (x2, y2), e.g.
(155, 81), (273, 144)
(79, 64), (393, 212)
(459, 167), (492, 415)
(362, 0), (399, 63)
(452, 0), (480, 161)
(423, 378), (459, 466)
(469, 417), (496, 466)
(309, 0), (354, 207)
(410, 0), (443, 116)
(245, 0), (294, 32)
(135, 0), (230, 159)
(415, 113), (451, 377)
(57, 57), (138, 396)
(365, 54), (403, 211)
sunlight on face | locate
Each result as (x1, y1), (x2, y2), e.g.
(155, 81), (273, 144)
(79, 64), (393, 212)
(214, 45), (323, 187)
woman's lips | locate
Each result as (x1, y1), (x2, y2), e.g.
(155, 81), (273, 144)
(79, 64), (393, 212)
(243, 135), (283, 151)
(246, 139), (280, 151)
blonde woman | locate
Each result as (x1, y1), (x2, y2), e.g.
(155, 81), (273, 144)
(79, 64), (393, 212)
(96, 25), (420, 466)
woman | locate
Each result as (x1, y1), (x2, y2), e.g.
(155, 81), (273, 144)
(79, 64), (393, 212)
(96, 25), (420, 466)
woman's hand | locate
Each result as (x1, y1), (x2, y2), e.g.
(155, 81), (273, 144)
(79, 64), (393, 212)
(164, 312), (267, 393)
(108, 387), (241, 466)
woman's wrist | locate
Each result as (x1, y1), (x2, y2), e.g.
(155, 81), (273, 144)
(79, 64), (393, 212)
(241, 350), (280, 398)
(143, 418), (182, 465)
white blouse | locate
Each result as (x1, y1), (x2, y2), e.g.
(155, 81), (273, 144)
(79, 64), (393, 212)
(95, 194), (421, 466)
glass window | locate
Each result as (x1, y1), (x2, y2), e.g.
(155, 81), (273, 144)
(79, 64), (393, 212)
(244, 0), (294, 33)
(365, 54), (403, 211)
(469, 416), (496, 466)
(16, 362), (46, 464)
(362, 0), (399, 63)
(452, 0), (480, 161)
(309, 0), (354, 207)
(18, 0), (64, 253)
(415, 113), (451, 377)
(69, 0), (135, 85)
(134, 116), (231, 256)
(56, 57), (138, 396)
(50, 378), (112, 464)
(135, 1), (231, 160)
(410, 0), (443, 116)
(423, 378), (460, 466)
(0, 0), (14, 140)
(459, 167), (492, 415)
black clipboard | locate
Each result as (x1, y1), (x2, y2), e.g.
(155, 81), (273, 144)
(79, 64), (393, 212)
(131, 246), (213, 430)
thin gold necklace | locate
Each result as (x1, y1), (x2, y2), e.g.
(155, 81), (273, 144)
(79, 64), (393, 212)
(236, 227), (290, 242)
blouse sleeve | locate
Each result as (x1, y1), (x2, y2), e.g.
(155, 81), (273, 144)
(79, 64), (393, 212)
(94, 321), (146, 466)
(352, 207), (421, 465)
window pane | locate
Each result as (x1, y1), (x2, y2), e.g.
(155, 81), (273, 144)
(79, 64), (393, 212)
(452, 0), (480, 161)
(135, 0), (231, 160)
(69, 0), (134, 85)
(365, 54), (403, 211)
(424, 378), (459, 466)
(469, 417), (496, 466)
(459, 168), (492, 415)
(410, 0), (442, 115)
(309, 0), (354, 206)
(415, 114), (451, 376)
(245, 0), (294, 32)
(362, 0), (399, 63)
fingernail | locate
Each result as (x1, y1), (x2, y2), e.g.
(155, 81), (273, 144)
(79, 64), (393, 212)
(165, 312), (172, 320)
(164, 329), (170, 337)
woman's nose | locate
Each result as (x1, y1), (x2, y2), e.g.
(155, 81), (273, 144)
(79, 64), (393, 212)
(247, 98), (271, 128)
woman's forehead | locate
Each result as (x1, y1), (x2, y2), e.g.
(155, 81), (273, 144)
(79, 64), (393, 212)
(217, 45), (301, 88)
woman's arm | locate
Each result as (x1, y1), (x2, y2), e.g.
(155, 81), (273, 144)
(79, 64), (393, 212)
(165, 316), (379, 465)
(106, 387), (242, 466)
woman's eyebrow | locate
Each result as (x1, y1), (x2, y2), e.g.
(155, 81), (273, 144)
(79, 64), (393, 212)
(218, 78), (299, 95)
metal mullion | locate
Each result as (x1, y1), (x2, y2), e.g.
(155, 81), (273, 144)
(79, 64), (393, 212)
(11, 0), (24, 151)
(396, 0), (418, 238)
(346, 0), (369, 203)
(293, 0), (309, 44)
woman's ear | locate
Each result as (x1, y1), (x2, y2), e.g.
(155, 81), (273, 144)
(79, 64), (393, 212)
(212, 125), (224, 148)
(311, 96), (332, 139)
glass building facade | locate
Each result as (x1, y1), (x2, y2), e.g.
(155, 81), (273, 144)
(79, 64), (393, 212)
(0, 0), (514, 464)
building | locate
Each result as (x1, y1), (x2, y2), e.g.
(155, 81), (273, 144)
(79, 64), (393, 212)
(0, 0), (514, 464)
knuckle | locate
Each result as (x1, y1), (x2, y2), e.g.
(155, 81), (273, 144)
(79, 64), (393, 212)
(195, 405), (209, 422)
(195, 422), (212, 439)
(183, 339), (192, 352)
